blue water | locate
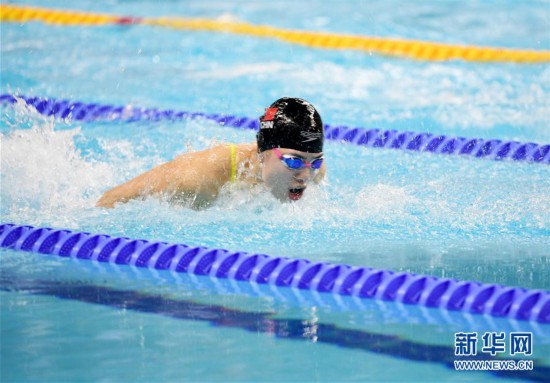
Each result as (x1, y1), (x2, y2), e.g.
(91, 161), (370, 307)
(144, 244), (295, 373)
(1, 0), (550, 382)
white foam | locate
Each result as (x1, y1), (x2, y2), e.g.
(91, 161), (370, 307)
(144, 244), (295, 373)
(1, 108), (117, 224)
(353, 183), (419, 219)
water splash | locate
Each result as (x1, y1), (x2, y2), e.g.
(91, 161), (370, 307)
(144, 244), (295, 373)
(1, 103), (549, 288)
(1, 105), (116, 225)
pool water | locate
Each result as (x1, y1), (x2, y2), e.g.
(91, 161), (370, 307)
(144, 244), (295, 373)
(1, 0), (549, 382)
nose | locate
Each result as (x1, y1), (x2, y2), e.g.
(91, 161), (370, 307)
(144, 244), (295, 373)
(293, 167), (312, 184)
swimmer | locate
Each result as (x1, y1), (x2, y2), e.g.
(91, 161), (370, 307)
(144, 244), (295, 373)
(96, 97), (326, 209)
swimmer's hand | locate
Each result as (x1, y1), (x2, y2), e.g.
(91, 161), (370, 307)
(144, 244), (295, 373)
(96, 189), (127, 208)
(96, 170), (155, 208)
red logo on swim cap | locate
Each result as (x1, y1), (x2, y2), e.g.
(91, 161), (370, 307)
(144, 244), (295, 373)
(262, 107), (278, 121)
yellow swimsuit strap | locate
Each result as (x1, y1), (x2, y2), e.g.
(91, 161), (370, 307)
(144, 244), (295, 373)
(229, 144), (237, 182)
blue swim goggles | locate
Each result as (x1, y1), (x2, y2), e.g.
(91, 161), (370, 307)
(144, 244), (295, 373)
(273, 148), (324, 170)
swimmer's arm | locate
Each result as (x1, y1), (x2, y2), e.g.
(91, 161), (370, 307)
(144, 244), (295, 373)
(96, 146), (231, 208)
(96, 163), (177, 208)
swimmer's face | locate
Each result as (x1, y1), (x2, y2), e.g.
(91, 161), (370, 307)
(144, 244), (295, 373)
(261, 148), (324, 201)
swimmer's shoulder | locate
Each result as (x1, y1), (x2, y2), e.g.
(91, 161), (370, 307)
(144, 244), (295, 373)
(232, 142), (258, 159)
(170, 143), (258, 182)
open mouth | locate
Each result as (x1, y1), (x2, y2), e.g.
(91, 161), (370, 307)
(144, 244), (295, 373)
(288, 187), (305, 201)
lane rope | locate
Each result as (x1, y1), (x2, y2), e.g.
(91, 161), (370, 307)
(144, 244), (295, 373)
(1, 4), (549, 63)
(65, 249), (548, 333)
(1, 224), (548, 323)
(2, 93), (549, 164)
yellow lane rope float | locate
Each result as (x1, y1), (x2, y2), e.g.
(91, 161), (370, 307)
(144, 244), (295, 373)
(2, 4), (549, 63)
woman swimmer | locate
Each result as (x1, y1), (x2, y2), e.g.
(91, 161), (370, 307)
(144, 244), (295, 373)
(96, 97), (326, 209)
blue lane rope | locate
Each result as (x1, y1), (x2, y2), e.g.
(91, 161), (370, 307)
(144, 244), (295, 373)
(62, 250), (550, 335)
(1, 93), (548, 164)
(1, 223), (549, 323)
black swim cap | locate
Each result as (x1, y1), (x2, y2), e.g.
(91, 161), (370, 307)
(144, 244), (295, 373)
(257, 97), (324, 153)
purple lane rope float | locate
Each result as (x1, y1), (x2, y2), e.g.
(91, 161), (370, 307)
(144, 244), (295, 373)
(1, 223), (549, 323)
(1, 93), (548, 164)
